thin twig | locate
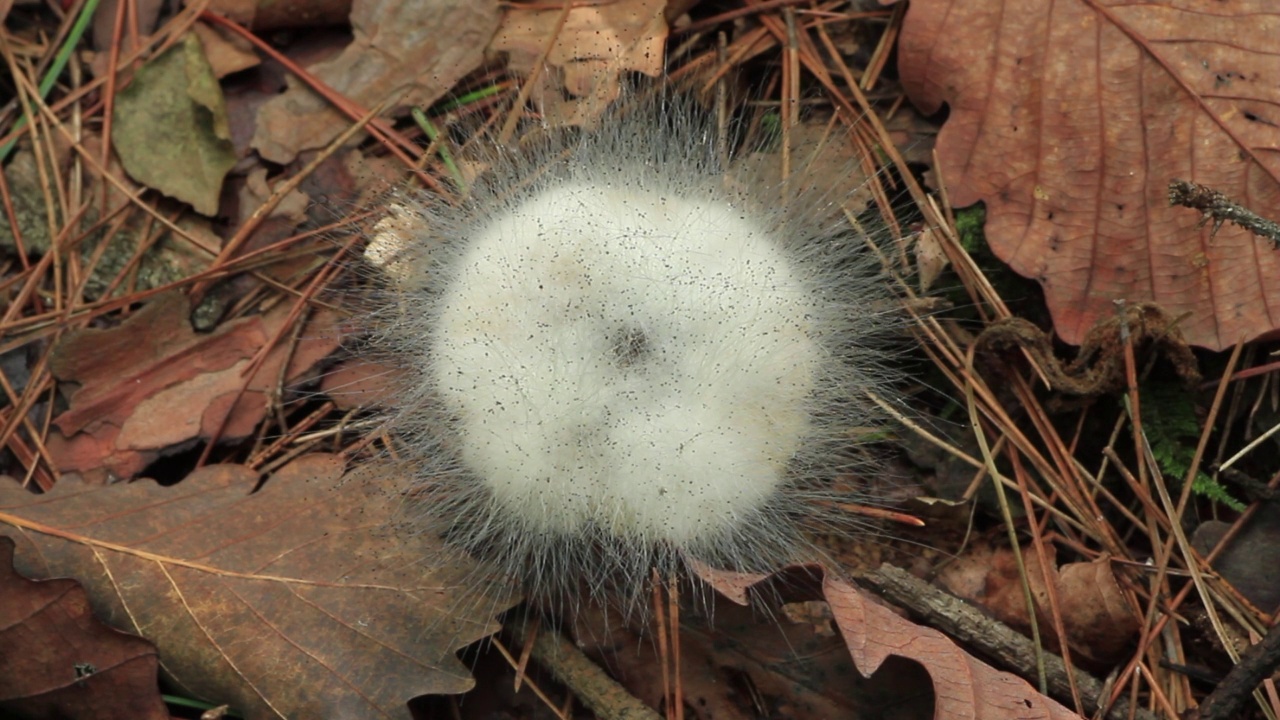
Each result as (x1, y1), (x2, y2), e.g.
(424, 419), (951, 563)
(1169, 179), (1280, 246)
(512, 611), (662, 720)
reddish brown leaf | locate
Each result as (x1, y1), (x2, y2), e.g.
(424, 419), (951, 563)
(0, 454), (509, 720)
(0, 536), (165, 720)
(704, 566), (1083, 720)
(827, 572), (1081, 719)
(898, 0), (1280, 350)
(45, 293), (340, 481)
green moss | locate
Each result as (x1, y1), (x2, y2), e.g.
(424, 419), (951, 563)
(953, 204), (986, 255)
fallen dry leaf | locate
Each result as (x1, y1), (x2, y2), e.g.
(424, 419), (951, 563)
(251, 0), (501, 164)
(192, 21), (261, 79)
(938, 545), (1140, 664)
(0, 454), (509, 720)
(706, 566), (1083, 720)
(826, 572), (1081, 720)
(492, 0), (668, 126)
(0, 536), (166, 720)
(898, 0), (1280, 350)
(1054, 557), (1142, 663)
(231, 166), (312, 252)
(46, 293), (340, 482)
(112, 32), (238, 215)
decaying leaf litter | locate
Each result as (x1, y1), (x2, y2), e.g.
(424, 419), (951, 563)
(1, 0), (1279, 719)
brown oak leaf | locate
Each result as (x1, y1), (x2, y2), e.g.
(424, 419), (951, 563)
(0, 454), (511, 720)
(898, 0), (1280, 350)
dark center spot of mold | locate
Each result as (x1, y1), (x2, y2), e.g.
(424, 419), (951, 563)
(610, 326), (651, 368)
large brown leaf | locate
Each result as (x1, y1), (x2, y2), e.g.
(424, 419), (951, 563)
(0, 454), (508, 720)
(898, 0), (1280, 350)
(0, 537), (166, 720)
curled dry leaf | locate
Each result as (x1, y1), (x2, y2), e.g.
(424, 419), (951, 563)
(0, 537), (166, 720)
(0, 454), (509, 720)
(938, 545), (1140, 665)
(1054, 557), (1141, 663)
(704, 566), (1084, 720)
(234, 166), (311, 246)
(898, 0), (1280, 350)
(251, 0), (502, 164)
(491, 0), (668, 126)
(192, 21), (261, 79)
(46, 293), (340, 482)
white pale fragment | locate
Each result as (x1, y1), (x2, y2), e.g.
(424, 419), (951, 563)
(364, 203), (419, 281)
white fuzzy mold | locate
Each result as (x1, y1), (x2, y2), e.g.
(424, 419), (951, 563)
(361, 93), (905, 613)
